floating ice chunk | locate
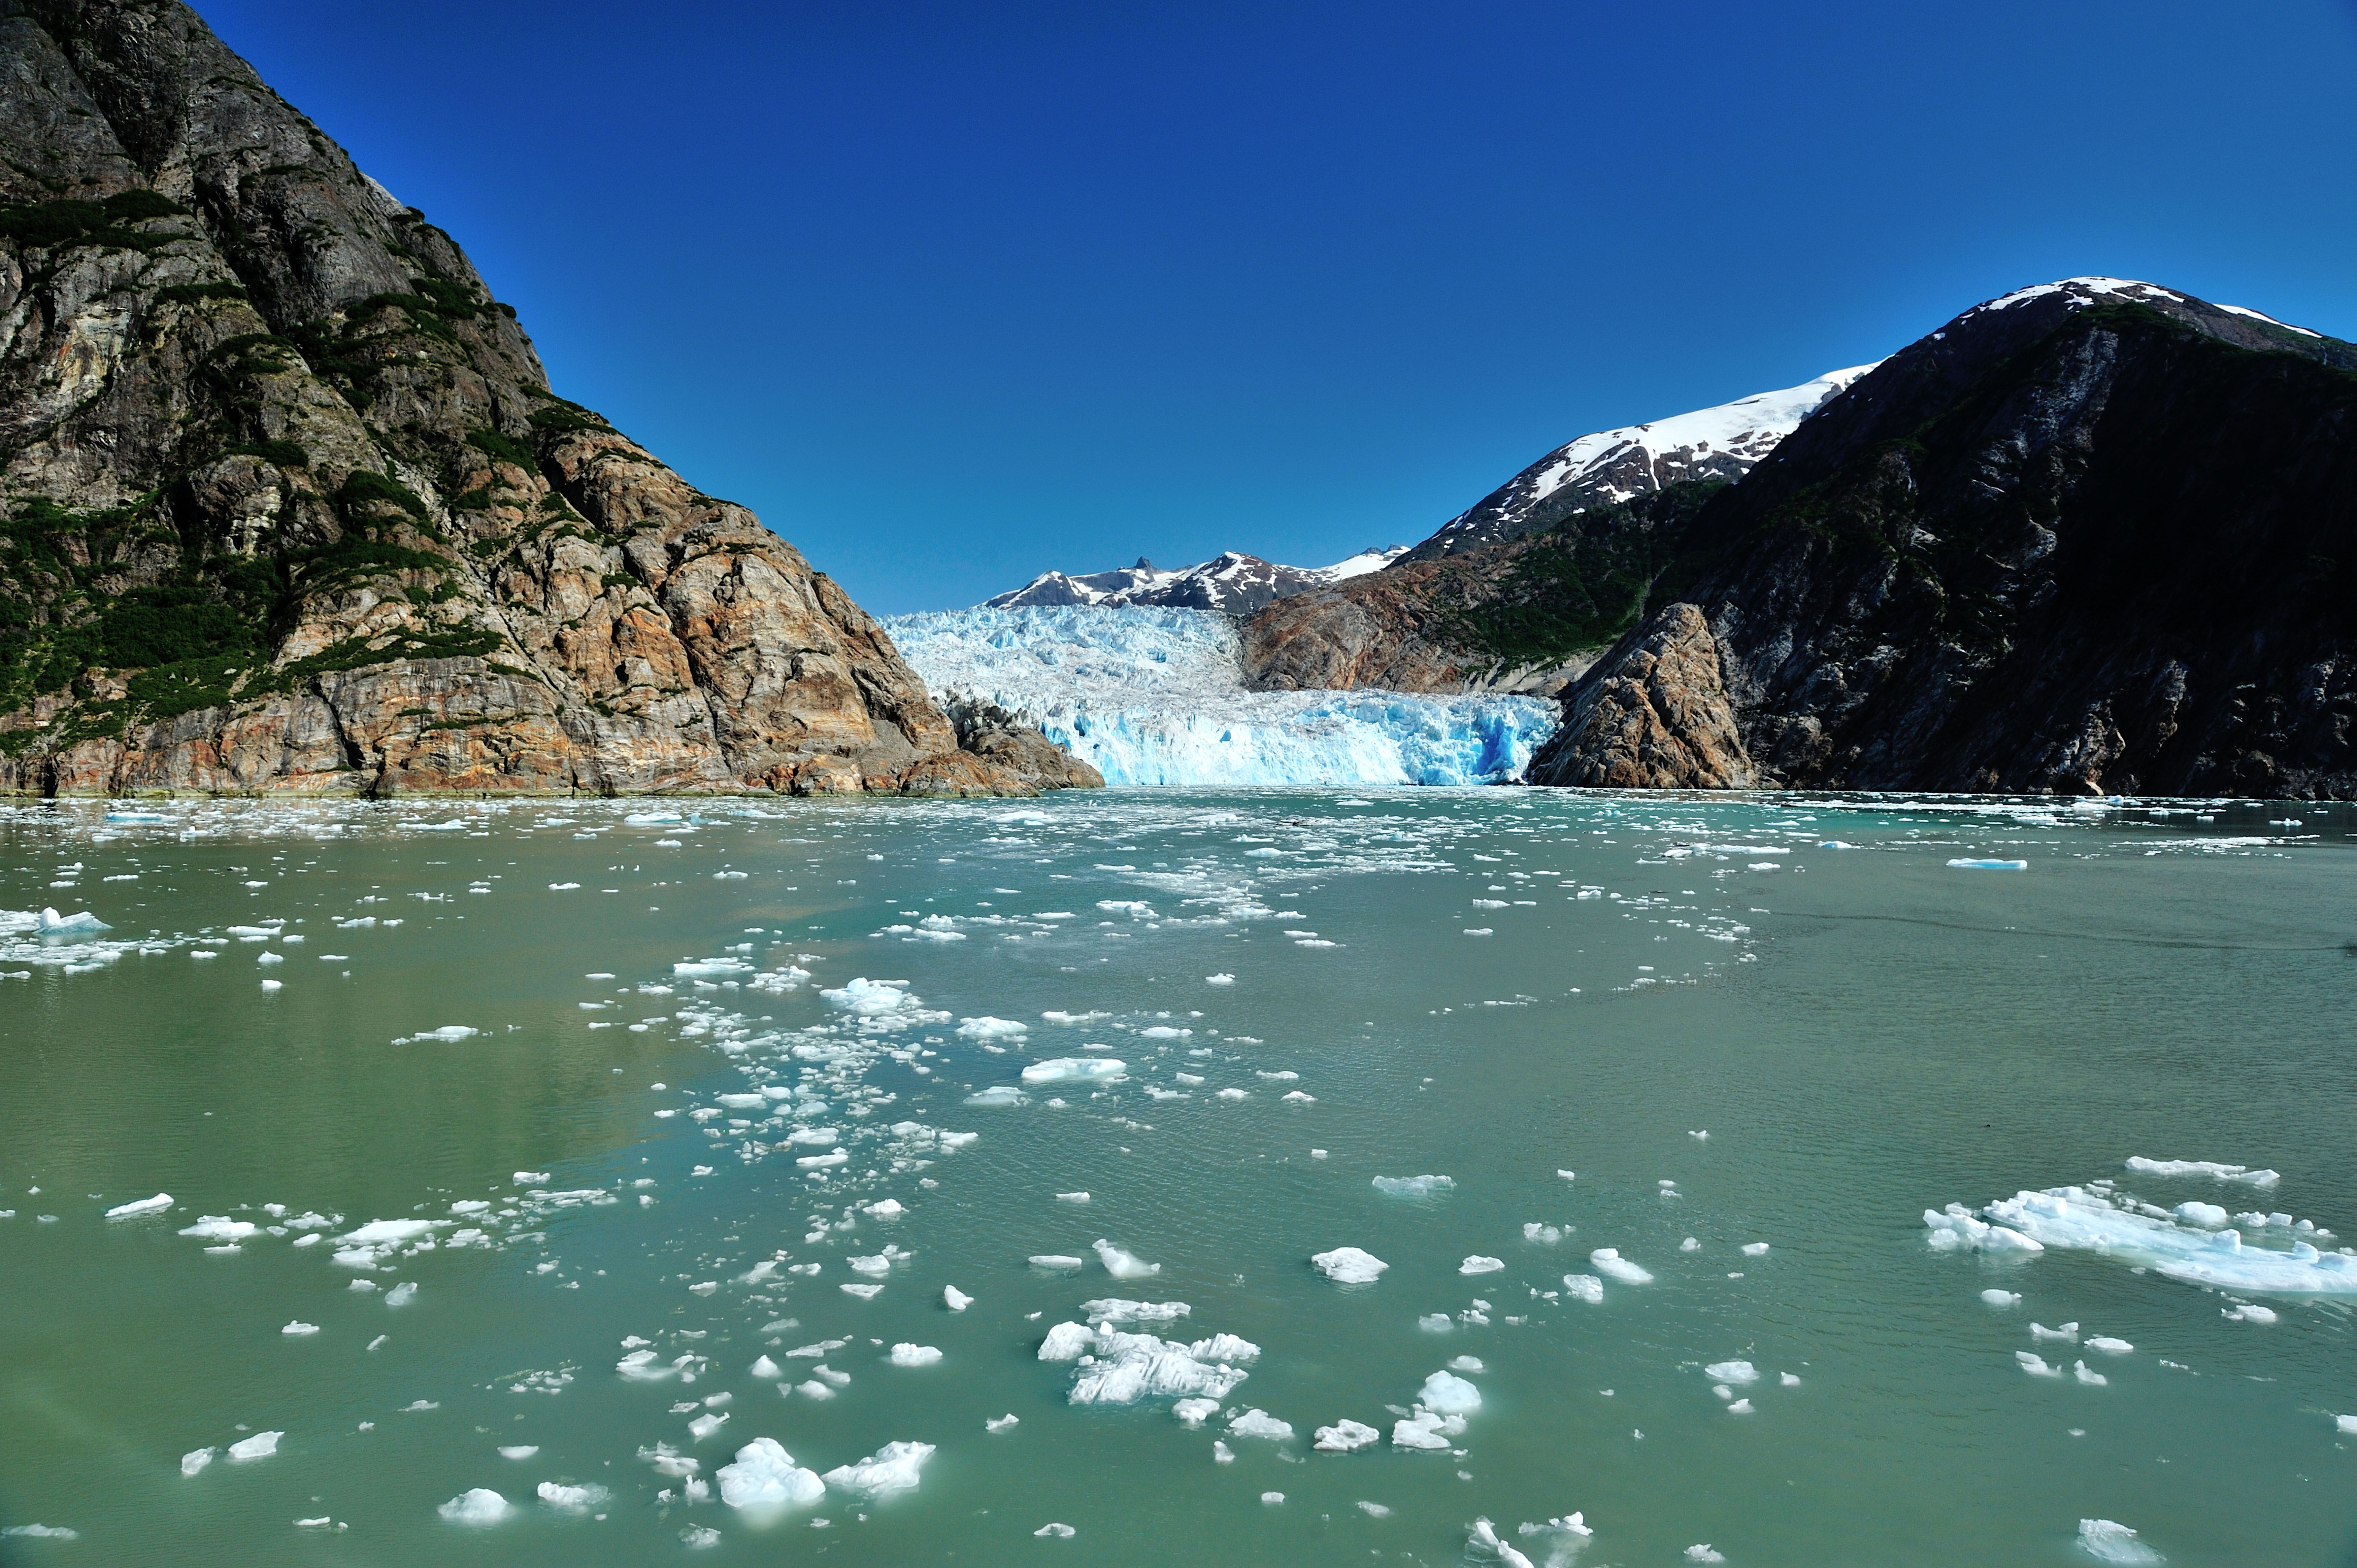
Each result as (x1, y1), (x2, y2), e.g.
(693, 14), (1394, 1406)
(1921, 1204), (2045, 1254)
(689, 1412), (731, 1441)
(227, 1431), (281, 1461)
(1704, 1361), (1758, 1385)
(1459, 1255), (1504, 1275)
(956, 1017), (1028, 1039)
(987, 1414), (1020, 1433)
(1946, 858), (2026, 870)
(1780, 1372), (1800, 1387)
(1035, 1522), (1076, 1538)
(1740, 1241), (1770, 1257)
(1372, 1174), (1454, 1198)
(1973, 1186), (2354, 1293)
(385, 1282), (418, 1307)
(2031, 1322), (2080, 1341)
(1228, 1409), (1294, 1440)
(499, 1446), (538, 1460)
(1418, 1313), (1453, 1331)
(2015, 1352), (2060, 1377)
(1680, 1236), (1700, 1252)
(437, 1489), (511, 1525)
(1173, 1397), (1220, 1426)
(1981, 1289), (2022, 1307)
(2126, 1157), (2278, 1186)
(889, 1343), (942, 1367)
(750, 1355), (783, 1379)
(1, 1525), (78, 1540)
(1685, 1546), (1726, 1563)
(1419, 1370), (1482, 1414)
(1029, 1254), (1085, 1271)
(1588, 1249), (1652, 1284)
(2073, 1360), (2107, 1386)
(840, 1282), (883, 1299)
(717, 1437), (824, 1510)
(1093, 1239), (1161, 1279)
(282, 1321), (320, 1336)
(180, 1447), (215, 1477)
(1023, 1058), (1127, 1086)
(1726, 1397), (1754, 1413)
(1312, 1247), (1389, 1284)
(1205, 974), (1234, 986)
(2173, 1202), (2230, 1228)
(105, 1193), (173, 1219)
(1522, 1223), (1562, 1245)
(2077, 1518), (2162, 1564)
(944, 1286), (972, 1311)
(1561, 1273), (1604, 1303)
(1056, 1191), (1090, 1203)
(2336, 1413), (2357, 1434)
(822, 1441), (933, 1499)
(1261, 1492), (1284, 1505)
(2085, 1336), (2132, 1354)
(36, 907), (107, 932)
(538, 1482), (609, 1510)
(1391, 1412), (1452, 1450)
(1039, 1323), (1097, 1361)
(1081, 1299), (1192, 1324)
(2223, 1303), (2278, 1324)
(1313, 1419), (1382, 1453)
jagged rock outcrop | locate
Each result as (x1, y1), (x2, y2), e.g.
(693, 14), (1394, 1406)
(939, 692), (1104, 792)
(1532, 603), (1754, 788)
(0, 0), (1087, 797)
(1531, 279), (2357, 797)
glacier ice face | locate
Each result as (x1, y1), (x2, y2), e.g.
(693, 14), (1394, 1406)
(881, 606), (1554, 787)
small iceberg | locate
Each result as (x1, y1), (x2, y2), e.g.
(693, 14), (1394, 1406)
(1946, 858), (2027, 870)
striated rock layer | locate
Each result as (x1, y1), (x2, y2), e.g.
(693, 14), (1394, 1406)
(0, 0), (1077, 797)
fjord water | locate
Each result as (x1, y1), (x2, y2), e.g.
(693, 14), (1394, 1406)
(2, 792), (2353, 1567)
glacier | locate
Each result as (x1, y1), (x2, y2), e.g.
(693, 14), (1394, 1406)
(881, 606), (1555, 787)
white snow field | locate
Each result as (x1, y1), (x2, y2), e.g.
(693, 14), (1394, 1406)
(880, 606), (1554, 786)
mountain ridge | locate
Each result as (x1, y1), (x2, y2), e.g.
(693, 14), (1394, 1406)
(0, 0), (1066, 796)
(983, 545), (1404, 615)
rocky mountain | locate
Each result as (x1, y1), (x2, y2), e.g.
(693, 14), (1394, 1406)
(1402, 366), (1877, 563)
(985, 546), (1404, 615)
(1528, 278), (2357, 796)
(1242, 371), (1875, 694)
(0, 0), (1072, 797)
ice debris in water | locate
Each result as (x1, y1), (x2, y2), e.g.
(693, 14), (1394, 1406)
(1035, 1522), (1076, 1538)
(1081, 1299), (1192, 1324)
(227, 1432), (281, 1461)
(2016, 1353), (2060, 1377)
(1314, 1419), (1382, 1453)
(1934, 1187), (2357, 1294)
(180, 1447), (214, 1477)
(104, 1193), (172, 1219)
(1029, 1254), (1085, 1271)
(2125, 1156), (2278, 1186)
(944, 1286), (973, 1311)
(966, 1086), (1028, 1107)
(1588, 1249), (1652, 1284)
(956, 1016), (1028, 1039)
(2077, 1518), (2163, 1564)
(1372, 1174), (1454, 1198)
(1023, 1057), (1127, 1086)
(1460, 1255), (1505, 1275)
(987, 1414), (1020, 1433)
(436, 1489), (511, 1525)
(1311, 1247), (1388, 1284)
(1561, 1274), (1604, 1303)
(1703, 1361), (1758, 1385)
(1039, 1317), (1259, 1407)
(2223, 1302), (2278, 1324)
(1093, 1238), (1161, 1278)
(821, 1441), (933, 1499)
(537, 1482), (609, 1510)
(1946, 858), (2026, 870)
(2085, 1336), (2132, 1353)
(1981, 1290), (2022, 1307)
(716, 1438), (824, 1510)
(1685, 1547), (1726, 1564)
(499, 1446), (538, 1460)
(1419, 1370), (1482, 1413)
(889, 1343), (942, 1367)
(1228, 1409), (1294, 1440)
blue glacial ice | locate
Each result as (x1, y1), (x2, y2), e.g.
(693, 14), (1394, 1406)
(879, 606), (1555, 786)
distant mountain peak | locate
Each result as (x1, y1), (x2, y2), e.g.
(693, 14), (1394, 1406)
(982, 546), (1406, 615)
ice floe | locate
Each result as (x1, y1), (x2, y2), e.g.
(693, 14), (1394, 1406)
(821, 1441), (932, 1499)
(1930, 1186), (2357, 1294)
(2077, 1518), (2162, 1564)
(1587, 1249), (1652, 1284)
(436, 1488), (511, 1525)
(1312, 1247), (1388, 1284)
(1372, 1174), (1454, 1198)
(717, 1438), (824, 1510)
(1314, 1419), (1382, 1453)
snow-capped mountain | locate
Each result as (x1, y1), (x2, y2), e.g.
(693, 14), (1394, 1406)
(1400, 365), (1880, 563)
(983, 546), (1406, 614)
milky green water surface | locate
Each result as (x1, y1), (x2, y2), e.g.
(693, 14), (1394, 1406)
(2, 790), (2353, 1567)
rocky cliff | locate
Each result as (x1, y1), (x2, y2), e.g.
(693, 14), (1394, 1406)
(1528, 279), (2357, 797)
(0, 0), (1076, 797)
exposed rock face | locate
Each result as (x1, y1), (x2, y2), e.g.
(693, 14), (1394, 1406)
(0, 0), (1087, 797)
(1242, 545), (1547, 692)
(940, 694), (1105, 793)
(1532, 603), (1754, 788)
(1532, 280), (2357, 797)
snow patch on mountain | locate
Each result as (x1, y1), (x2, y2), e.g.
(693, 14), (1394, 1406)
(984, 547), (1406, 614)
(1405, 365), (1878, 561)
(883, 606), (1552, 787)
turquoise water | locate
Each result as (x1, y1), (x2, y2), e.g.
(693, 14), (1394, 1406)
(2, 791), (2353, 1566)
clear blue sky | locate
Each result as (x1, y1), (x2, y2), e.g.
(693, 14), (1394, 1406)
(198, 0), (2357, 613)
